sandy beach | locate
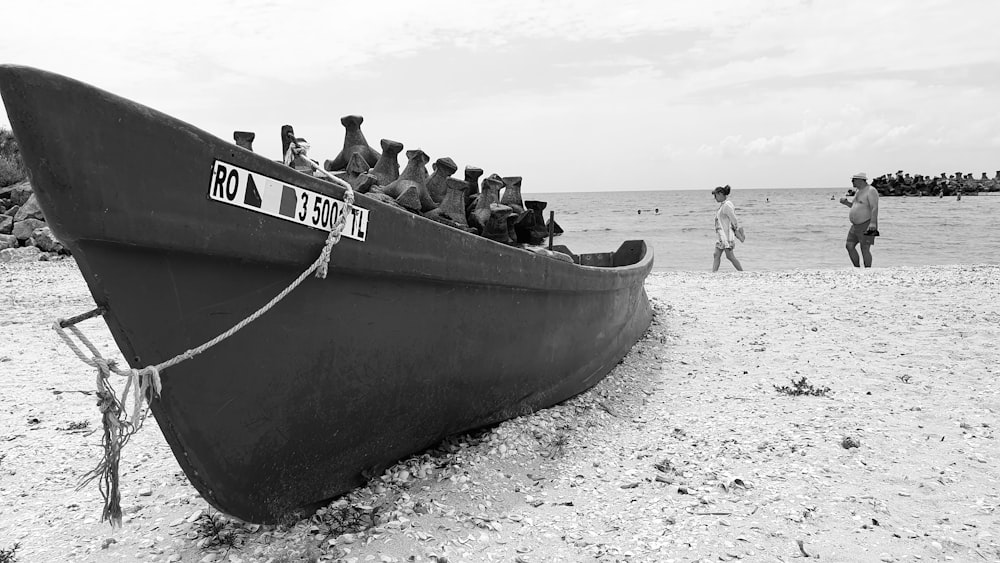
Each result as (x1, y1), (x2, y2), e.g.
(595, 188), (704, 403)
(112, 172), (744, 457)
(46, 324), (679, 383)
(1, 259), (998, 563)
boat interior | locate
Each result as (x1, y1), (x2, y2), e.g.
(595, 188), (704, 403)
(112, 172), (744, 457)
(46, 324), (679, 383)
(551, 240), (646, 268)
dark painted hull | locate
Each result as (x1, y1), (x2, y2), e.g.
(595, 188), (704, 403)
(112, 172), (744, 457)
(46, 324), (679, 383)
(0, 65), (654, 523)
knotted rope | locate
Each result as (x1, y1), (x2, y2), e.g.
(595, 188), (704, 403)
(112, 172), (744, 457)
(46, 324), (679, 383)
(55, 172), (354, 526)
(53, 323), (162, 527)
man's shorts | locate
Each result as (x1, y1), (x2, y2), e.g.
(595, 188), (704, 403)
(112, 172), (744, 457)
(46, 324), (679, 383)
(847, 220), (875, 246)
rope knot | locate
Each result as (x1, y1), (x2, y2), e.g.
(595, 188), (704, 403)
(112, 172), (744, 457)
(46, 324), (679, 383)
(137, 366), (163, 397)
(125, 366), (161, 424)
(315, 198), (352, 279)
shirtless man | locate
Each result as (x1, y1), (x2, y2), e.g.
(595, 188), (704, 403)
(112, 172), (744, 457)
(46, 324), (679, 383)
(839, 172), (879, 268)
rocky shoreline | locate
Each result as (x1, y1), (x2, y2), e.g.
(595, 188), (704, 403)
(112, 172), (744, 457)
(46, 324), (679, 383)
(1, 261), (999, 562)
(0, 179), (70, 262)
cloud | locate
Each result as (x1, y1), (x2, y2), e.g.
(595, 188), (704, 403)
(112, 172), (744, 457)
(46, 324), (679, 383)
(2, 0), (999, 190)
(696, 107), (920, 158)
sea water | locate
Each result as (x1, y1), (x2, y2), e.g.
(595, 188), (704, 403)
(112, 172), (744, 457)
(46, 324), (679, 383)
(534, 188), (1000, 272)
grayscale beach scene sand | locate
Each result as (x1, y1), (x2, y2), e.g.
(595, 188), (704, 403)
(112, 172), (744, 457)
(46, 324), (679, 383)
(3, 258), (997, 562)
(3, 3), (1000, 562)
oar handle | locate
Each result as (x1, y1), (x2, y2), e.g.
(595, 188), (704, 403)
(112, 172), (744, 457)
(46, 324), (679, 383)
(58, 307), (106, 328)
(548, 211), (554, 250)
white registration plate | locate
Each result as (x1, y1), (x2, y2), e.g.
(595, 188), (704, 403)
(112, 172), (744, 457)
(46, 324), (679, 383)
(207, 160), (368, 241)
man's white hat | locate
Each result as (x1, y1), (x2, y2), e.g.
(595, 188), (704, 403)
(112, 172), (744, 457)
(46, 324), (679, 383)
(852, 172), (867, 181)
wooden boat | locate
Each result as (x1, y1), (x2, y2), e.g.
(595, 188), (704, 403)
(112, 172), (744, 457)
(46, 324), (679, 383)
(0, 65), (654, 524)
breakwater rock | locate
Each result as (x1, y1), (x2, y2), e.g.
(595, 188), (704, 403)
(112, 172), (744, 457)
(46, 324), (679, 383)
(0, 179), (70, 262)
(873, 170), (1000, 197)
(274, 118), (560, 248)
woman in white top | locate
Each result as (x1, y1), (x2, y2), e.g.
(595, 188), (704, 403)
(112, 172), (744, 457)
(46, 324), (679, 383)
(712, 185), (744, 272)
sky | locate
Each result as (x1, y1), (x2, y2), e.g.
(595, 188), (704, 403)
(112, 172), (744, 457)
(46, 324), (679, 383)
(1, 0), (998, 192)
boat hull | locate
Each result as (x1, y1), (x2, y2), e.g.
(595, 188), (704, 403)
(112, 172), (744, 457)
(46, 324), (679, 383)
(0, 65), (654, 523)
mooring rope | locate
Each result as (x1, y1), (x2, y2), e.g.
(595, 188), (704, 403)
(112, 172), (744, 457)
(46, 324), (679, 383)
(55, 171), (354, 526)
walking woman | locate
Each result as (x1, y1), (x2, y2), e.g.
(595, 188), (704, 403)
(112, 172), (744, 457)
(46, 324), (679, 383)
(712, 185), (744, 272)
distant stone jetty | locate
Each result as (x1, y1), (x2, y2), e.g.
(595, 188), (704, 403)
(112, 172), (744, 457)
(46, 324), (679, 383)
(873, 170), (1000, 197)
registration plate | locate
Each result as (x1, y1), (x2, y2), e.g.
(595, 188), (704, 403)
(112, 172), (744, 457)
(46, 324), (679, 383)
(208, 160), (368, 241)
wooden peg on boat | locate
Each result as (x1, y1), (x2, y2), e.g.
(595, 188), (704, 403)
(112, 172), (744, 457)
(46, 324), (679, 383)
(469, 173), (503, 234)
(501, 176), (531, 243)
(280, 125), (296, 162)
(380, 149), (428, 197)
(500, 176), (525, 215)
(324, 115), (381, 172)
(335, 152), (374, 190)
(483, 203), (515, 244)
(517, 200), (551, 245)
(464, 166), (484, 209)
(394, 186), (422, 212)
(345, 152), (370, 179)
(426, 157), (458, 204)
(233, 131), (255, 151)
(280, 127), (321, 175)
(352, 173), (378, 194)
(425, 173), (471, 229)
(380, 149), (436, 212)
(371, 139), (403, 187)
(548, 211), (555, 249)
